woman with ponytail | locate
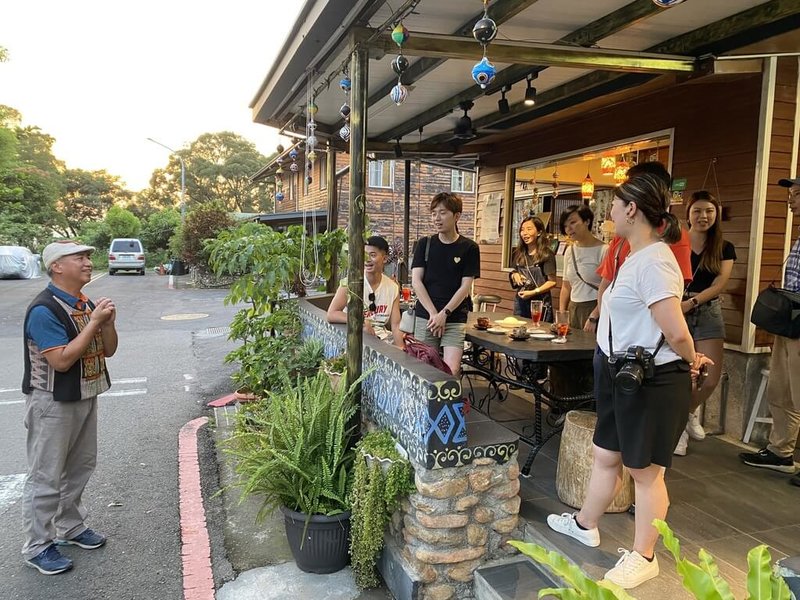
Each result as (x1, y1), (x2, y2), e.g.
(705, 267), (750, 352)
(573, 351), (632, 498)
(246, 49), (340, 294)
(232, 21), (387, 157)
(546, 173), (713, 590)
(674, 191), (735, 455)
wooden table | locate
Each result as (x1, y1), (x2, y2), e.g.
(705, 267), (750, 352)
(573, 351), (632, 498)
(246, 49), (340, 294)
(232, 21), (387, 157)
(463, 312), (597, 476)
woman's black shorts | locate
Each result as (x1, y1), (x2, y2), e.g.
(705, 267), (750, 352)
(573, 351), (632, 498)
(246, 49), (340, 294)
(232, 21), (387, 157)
(592, 348), (691, 469)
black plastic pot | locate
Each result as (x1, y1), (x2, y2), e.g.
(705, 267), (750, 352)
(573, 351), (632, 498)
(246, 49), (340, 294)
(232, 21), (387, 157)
(280, 506), (351, 574)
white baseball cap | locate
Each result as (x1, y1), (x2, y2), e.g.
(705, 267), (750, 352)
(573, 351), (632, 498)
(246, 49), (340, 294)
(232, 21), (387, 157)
(42, 241), (95, 269)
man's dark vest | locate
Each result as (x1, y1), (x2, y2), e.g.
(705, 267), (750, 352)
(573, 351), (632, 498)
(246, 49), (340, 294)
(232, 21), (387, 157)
(21, 288), (109, 402)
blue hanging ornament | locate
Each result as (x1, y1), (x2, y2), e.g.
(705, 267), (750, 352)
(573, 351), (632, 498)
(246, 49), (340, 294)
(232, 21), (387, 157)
(472, 57), (496, 89)
(472, 17), (497, 45)
(390, 83), (408, 106)
(289, 148), (298, 160)
(391, 55), (409, 76)
(339, 77), (351, 92)
(276, 191), (284, 202)
(340, 103), (351, 120)
(391, 24), (409, 47)
(652, 0), (685, 6)
(339, 124), (350, 142)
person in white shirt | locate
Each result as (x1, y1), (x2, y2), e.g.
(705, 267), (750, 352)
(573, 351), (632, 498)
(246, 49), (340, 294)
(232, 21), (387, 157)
(326, 236), (404, 349)
(546, 174), (713, 590)
(558, 204), (608, 330)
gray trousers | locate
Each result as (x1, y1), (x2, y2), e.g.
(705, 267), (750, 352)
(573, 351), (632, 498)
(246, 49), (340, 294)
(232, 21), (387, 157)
(21, 389), (97, 560)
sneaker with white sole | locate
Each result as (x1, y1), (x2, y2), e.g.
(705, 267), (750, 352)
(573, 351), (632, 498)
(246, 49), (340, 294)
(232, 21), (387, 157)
(686, 409), (705, 441)
(739, 448), (796, 473)
(674, 430), (688, 456)
(25, 545), (73, 575)
(55, 528), (106, 549)
(546, 512), (600, 547)
(604, 548), (659, 589)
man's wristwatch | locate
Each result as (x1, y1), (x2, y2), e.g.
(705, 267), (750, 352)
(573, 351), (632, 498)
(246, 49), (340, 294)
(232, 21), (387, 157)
(690, 297), (699, 308)
(444, 308), (452, 316)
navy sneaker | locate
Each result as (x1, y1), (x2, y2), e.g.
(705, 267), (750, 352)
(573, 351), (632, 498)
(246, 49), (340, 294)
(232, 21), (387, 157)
(25, 545), (73, 575)
(56, 528), (106, 549)
(739, 448), (796, 473)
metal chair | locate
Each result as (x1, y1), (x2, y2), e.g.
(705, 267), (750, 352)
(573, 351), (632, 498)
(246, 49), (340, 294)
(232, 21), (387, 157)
(743, 368), (772, 444)
(475, 294), (502, 312)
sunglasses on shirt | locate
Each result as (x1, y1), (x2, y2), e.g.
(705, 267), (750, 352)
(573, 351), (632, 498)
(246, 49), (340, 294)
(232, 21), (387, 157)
(368, 292), (376, 312)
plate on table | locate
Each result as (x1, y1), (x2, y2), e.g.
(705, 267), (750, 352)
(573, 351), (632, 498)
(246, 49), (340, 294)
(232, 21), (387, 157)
(494, 317), (528, 329)
(473, 324), (489, 331)
(530, 333), (556, 340)
(486, 327), (505, 334)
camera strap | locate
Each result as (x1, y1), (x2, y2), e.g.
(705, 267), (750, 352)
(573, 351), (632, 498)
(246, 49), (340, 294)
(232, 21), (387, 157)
(607, 242), (666, 359)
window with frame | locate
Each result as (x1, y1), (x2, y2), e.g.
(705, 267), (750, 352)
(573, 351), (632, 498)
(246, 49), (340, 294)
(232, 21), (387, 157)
(319, 153), (328, 191)
(451, 169), (475, 193)
(368, 160), (394, 189)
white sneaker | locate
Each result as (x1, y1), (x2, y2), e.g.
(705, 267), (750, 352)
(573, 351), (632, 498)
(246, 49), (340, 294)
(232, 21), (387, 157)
(674, 430), (688, 456)
(604, 548), (659, 589)
(686, 408), (706, 441)
(546, 512), (600, 547)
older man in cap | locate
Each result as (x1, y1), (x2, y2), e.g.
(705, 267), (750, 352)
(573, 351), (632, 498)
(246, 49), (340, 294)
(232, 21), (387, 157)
(740, 177), (800, 488)
(21, 241), (118, 574)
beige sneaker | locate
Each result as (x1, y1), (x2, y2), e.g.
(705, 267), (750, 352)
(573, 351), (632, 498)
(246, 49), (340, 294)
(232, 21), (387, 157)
(546, 512), (600, 547)
(604, 549), (659, 589)
(686, 408), (706, 441)
(674, 430), (688, 456)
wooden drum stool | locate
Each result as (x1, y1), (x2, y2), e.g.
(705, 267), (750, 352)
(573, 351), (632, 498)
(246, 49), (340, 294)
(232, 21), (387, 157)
(555, 410), (634, 513)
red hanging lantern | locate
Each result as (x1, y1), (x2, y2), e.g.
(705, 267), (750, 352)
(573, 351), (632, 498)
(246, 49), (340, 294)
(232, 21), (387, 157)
(600, 155), (616, 176)
(614, 160), (629, 185)
(581, 172), (594, 201)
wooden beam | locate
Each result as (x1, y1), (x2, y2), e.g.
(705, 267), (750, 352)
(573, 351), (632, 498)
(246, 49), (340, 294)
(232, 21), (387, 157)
(366, 0), (543, 109)
(373, 0), (663, 142)
(372, 31), (696, 73)
(425, 0), (800, 146)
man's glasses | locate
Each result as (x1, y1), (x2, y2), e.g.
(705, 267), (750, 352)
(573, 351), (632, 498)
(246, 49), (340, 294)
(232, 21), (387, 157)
(368, 292), (376, 312)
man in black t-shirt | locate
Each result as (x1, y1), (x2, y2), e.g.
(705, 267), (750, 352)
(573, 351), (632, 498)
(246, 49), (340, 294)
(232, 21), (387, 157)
(411, 192), (480, 376)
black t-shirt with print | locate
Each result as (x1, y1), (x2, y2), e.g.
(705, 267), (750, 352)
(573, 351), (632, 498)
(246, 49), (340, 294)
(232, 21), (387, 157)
(411, 234), (480, 323)
(686, 240), (736, 295)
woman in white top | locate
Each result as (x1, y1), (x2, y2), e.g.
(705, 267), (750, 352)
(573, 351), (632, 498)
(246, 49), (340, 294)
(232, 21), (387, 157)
(558, 205), (607, 331)
(546, 174), (713, 590)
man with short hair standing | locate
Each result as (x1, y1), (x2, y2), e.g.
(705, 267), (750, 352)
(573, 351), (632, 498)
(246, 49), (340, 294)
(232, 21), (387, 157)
(21, 241), (118, 574)
(739, 177), (800, 487)
(411, 192), (480, 376)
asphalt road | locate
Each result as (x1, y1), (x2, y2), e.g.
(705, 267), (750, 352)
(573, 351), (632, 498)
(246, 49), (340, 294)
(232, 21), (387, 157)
(0, 272), (238, 600)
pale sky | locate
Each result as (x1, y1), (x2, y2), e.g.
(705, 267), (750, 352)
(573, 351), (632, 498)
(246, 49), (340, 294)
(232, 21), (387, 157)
(0, 1), (302, 191)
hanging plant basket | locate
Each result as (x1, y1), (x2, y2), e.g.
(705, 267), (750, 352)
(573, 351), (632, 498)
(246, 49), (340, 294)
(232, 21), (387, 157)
(281, 507), (352, 574)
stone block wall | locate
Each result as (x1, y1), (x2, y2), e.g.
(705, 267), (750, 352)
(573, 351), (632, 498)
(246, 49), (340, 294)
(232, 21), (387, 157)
(389, 457), (523, 600)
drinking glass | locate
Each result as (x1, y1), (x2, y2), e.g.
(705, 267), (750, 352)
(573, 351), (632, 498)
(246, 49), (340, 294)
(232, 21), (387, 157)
(553, 310), (570, 343)
(530, 300), (544, 329)
(401, 284), (412, 303)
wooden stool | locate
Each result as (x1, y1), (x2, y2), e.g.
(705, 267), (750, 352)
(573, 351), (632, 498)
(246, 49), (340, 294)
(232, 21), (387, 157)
(556, 410), (634, 513)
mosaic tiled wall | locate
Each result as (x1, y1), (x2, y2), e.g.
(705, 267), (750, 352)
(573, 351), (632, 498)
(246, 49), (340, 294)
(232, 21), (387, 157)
(299, 300), (471, 469)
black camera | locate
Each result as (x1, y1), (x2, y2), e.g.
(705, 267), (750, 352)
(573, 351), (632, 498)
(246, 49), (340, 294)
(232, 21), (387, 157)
(608, 345), (655, 394)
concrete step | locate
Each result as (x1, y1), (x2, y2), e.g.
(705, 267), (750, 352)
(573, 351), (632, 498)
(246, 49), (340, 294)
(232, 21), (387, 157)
(474, 558), (558, 600)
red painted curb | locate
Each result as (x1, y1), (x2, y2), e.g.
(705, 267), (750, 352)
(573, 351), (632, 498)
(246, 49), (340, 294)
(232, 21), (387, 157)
(178, 417), (215, 600)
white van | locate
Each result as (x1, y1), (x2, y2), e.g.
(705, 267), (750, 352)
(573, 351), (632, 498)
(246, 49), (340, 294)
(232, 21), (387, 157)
(108, 238), (146, 275)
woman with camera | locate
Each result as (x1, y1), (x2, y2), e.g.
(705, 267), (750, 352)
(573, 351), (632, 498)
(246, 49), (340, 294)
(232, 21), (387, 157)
(509, 216), (557, 320)
(546, 174), (713, 590)
(674, 191), (736, 455)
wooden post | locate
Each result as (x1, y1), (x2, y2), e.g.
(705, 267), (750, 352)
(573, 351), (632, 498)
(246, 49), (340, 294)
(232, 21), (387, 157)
(403, 158), (411, 284)
(345, 45), (368, 395)
(326, 142), (339, 293)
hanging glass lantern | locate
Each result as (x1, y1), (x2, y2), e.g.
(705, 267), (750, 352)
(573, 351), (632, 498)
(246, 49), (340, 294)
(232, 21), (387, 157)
(276, 191), (284, 202)
(290, 162), (299, 173)
(600, 155), (616, 176)
(581, 172), (594, 201)
(614, 161), (629, 185)
(390, 83), (408, 106)
(339, 124), (351, 142)
(289, 148), (299, 160)
(307, 150), (317, 162)
(391, 23), (409, 47)
(306, 135), (318, 150)
(471, 57), (496, 89)
(340, 103), (351, 120)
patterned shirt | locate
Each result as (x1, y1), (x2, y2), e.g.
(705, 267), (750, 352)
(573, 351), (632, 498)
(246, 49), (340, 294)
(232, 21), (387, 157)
(785, 235), (800, 293)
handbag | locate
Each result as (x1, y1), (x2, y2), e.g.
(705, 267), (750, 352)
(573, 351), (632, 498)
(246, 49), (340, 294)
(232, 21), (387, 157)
(403, 335), (452, 375)
(399, 236), (431, 334)
(750, 284), (800, 339)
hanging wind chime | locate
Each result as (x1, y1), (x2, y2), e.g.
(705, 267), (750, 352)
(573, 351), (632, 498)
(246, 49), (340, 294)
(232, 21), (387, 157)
(275, 144), (285, 203)
(389, 23), (409, 106)
(552, 165), (559, 199)
(339, 67), (351, 143)
(471, 0), (497, 89)
(305, 80), (318, 186)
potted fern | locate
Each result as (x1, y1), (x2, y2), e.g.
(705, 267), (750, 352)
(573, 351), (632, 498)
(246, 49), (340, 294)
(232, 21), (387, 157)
(227, 369), (362, 574)
(349, 430), (416, 589)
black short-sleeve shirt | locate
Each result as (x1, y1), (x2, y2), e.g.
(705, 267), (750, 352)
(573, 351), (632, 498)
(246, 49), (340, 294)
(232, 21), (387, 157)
(686, 240), (736, 295)
(412, 234), (480, 322)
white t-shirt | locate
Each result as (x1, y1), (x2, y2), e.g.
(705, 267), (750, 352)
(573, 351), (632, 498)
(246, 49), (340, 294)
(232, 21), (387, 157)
(563, 243), (608, 303)
(341, 275), (399, 339)
(597, 241), (683, 366)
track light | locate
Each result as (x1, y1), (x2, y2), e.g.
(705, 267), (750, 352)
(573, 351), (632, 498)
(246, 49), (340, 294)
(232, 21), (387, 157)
(524, 73), (537, 107)
(394, 139), (403, 158)
(498, 84), (511, 114)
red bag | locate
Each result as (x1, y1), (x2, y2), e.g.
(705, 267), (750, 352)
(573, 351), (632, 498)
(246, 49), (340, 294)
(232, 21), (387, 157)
(403, 336), (452, 375)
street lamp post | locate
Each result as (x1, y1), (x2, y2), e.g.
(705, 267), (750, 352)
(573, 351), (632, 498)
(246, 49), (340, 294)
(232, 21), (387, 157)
(146, 137), (186, 221)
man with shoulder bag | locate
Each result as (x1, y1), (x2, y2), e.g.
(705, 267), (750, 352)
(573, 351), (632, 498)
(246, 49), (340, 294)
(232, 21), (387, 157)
(740, 177), (800, 487)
